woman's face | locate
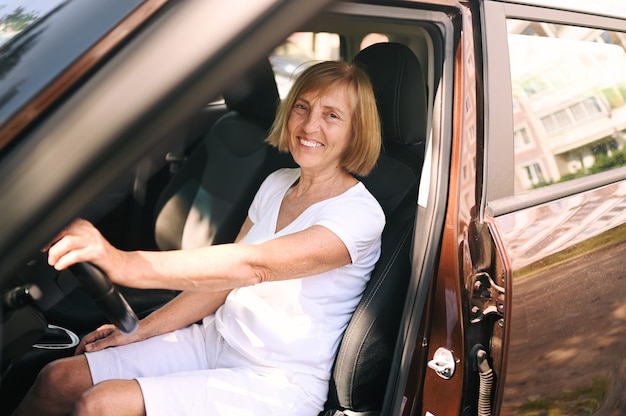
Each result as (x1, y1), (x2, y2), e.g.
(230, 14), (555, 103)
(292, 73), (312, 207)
(287, 85), (354, 175)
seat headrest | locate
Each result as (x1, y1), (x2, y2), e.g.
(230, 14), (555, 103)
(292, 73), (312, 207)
(353, 43), (427, 147)
(222, 58), (280, 125)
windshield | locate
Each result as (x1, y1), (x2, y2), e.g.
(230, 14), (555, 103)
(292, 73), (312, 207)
(0, 0), (143, 137)
(0, 0), (62, 47)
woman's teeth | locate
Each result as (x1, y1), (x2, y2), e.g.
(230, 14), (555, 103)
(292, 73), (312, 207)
(299, 138), (323, 148)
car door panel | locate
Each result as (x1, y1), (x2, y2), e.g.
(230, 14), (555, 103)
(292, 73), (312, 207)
(494, 181), (626, 414)
(483, 2), (626, 414)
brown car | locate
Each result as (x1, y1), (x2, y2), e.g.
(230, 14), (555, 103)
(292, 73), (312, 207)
(1, 0), (626, 414)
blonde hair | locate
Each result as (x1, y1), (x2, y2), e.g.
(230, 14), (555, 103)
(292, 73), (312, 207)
(266, 61), (381, 176)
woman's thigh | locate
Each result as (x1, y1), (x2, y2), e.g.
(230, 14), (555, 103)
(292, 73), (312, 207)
(84, 319), (326, 415)
(137, 366), (323, 416)
(86, 322), (213, 383)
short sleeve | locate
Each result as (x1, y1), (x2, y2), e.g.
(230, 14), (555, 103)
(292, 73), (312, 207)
(315, 185), (385, 264)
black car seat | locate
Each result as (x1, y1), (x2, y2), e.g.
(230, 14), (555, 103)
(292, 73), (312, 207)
(45, 59), (282, 333)
(108, 58), (285, 321)
(321, 42), (428, 416)
(153, 58), (281, 250)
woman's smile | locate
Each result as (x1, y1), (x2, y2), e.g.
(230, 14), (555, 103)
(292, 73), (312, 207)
(287, 86), (354, 170)
(298, 137), (324, 148)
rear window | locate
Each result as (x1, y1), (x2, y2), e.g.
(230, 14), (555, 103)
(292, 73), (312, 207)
(270, 32), (340, 97)
(270, 31), (391, 98)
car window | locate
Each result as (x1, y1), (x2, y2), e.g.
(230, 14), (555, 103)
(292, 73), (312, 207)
(270, 32), (340, 98)
(269, 32), (392, 98)
(0, 0), (62, 47)
(0, 0), (144, 137)
(495, 12), (626, 415)
(360, 32), (390, 49)
(518, 0), (626, 19)
(508, 19), (626, 194)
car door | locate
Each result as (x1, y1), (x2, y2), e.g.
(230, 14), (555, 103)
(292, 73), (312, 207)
(480, 1), (626, 415)
(350, 0), (498, 413)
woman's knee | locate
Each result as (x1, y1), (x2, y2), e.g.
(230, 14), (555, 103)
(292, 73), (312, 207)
(35, 356), (92, 402)
(36, 359), (72, 394)
(73, 387), (105, 416)
(73, 380), (145, 416)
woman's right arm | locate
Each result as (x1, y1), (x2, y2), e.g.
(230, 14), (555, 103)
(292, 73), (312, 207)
(75, 288), (230, 355)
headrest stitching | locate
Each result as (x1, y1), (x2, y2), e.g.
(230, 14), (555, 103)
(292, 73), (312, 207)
(392, 50), (406, 143)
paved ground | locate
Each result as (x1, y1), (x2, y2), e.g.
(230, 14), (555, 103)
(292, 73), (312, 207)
(500, 239), (626, 415)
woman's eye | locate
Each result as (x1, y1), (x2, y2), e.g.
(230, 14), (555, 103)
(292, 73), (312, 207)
(294, 103), (308, 112)
(327, 112), (343, 121)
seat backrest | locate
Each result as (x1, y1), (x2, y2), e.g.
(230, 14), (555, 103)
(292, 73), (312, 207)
(323, 42), (428, 415)
(153, 59), (280, 250)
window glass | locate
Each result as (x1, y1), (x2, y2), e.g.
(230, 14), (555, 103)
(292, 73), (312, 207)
(519, 0), (626, 19)
(360, 33), (389, 50)
(513, 127), (531, 151)
(270, 32), (389, 98)
(270, 32), (340, 98)
(0, 0), (62, 47)
(0, 0), (143, 131)
(508, 20), (626, 194)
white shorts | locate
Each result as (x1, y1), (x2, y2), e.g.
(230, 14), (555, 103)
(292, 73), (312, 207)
(85, 316), (327, 416)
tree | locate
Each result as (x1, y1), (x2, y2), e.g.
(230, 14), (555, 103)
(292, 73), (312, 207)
(1, 7), (39, 32)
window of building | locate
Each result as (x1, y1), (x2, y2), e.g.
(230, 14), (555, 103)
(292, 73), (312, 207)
(514, 127), (532, 151)
(508, 20), (626, 194)
(521, 162), (546, 187)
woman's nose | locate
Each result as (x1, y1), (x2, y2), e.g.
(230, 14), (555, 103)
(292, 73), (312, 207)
(302, 110), (321, 132)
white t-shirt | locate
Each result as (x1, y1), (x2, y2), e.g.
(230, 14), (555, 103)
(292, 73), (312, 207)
(214, 168), (385, 380)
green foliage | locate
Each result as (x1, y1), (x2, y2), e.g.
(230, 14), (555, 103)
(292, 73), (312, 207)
(533, 146), (626, 189)
(518, 376), (609, 416)
(1, 6), (39, 32)
(601, 87), (624, 109)
(588, 148), (626, 174)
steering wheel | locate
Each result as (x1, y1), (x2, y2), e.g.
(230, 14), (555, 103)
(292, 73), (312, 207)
(69, 262), (139, 335)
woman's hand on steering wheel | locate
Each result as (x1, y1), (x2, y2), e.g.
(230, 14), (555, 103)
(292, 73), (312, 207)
(45, 219), (140, 335)
(44, 218), (122, 277)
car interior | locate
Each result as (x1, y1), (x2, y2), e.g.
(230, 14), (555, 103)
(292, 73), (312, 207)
(1, 6), (444, 415)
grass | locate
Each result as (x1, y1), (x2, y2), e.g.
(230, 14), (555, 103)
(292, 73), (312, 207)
(517, 376), (609, 416)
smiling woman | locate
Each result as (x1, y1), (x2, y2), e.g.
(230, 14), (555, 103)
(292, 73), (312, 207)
(267, 61), (381, 177)
(11, 60), (385, 416)
(6, 1), (626, 415)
